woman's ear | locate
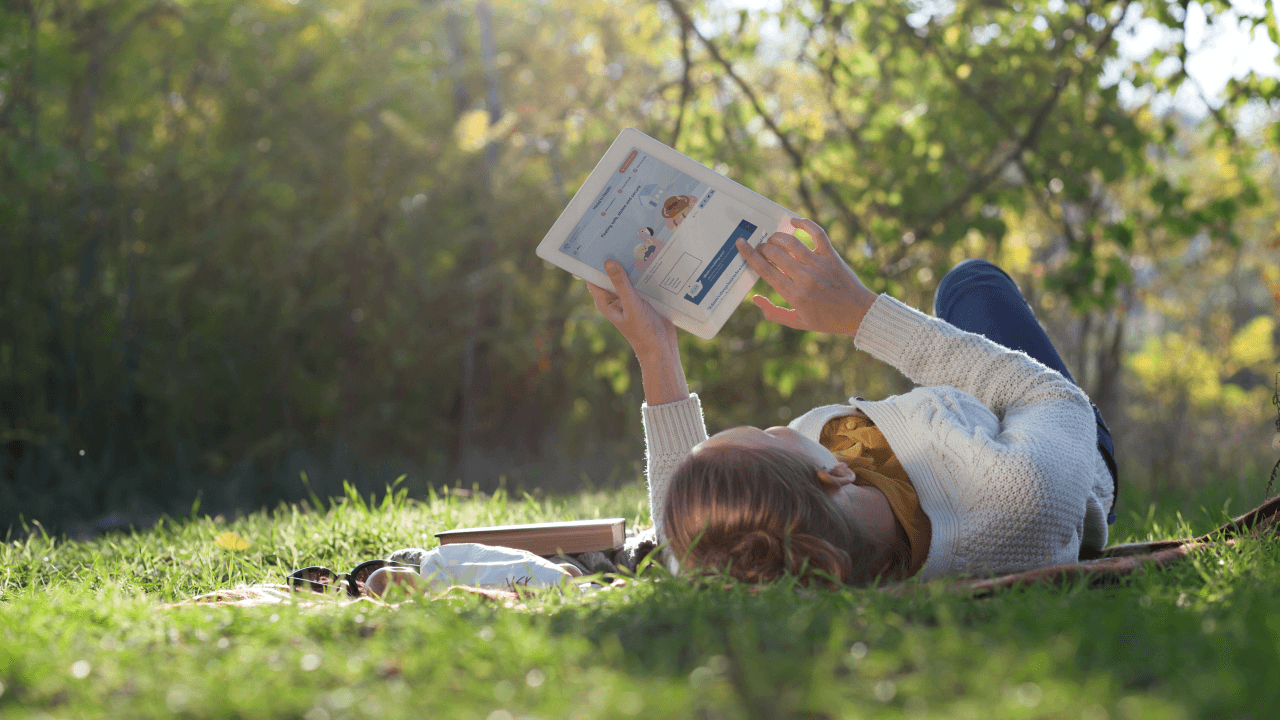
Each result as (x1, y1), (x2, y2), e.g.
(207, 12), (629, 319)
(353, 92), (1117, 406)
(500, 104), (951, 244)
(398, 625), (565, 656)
(827, 462), (856, 483)
(815, 462), (856, 495)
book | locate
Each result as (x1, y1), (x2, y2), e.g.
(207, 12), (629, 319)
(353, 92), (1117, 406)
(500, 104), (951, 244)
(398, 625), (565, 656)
(435, 518), (627, 557)
(536, 128), (797, 340)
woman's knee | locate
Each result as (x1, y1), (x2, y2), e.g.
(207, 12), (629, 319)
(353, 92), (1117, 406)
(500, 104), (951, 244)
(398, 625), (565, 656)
(933, 258), (1019, 317)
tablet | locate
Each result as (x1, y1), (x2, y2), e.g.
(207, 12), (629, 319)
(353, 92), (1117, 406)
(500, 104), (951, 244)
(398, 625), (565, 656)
(536, 128), (797, 340)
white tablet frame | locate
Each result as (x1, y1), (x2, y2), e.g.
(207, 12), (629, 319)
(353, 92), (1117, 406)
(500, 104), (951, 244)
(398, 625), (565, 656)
(536, 128), (796, 340)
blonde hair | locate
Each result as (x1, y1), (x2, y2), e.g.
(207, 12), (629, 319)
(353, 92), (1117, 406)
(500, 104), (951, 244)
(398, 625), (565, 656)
(662, 445), (890, 586)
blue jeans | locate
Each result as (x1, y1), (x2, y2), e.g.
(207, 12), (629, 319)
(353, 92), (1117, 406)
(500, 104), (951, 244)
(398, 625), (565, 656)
(933, 259), (1118, 524)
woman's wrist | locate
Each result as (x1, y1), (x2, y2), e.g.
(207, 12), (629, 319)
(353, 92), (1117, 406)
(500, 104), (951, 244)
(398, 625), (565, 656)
(631, 324), (679, 365)
(843, 288), (881, 339)
(636, 342), (690, 406)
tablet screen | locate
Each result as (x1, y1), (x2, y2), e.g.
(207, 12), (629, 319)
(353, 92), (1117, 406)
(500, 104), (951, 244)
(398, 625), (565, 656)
(557, 146), (776, 322)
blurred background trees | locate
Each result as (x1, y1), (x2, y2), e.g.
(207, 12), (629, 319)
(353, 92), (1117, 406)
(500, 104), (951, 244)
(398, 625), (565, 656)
(1, 0), (1276, 534)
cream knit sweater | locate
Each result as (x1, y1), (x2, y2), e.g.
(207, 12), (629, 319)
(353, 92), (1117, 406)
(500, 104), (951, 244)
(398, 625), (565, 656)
(641, 294), (1113, 581)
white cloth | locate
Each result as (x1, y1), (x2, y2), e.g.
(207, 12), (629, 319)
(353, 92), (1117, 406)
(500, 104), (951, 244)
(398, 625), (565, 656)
(417, 543), (573, 590)
(642, 294), (1114, 581)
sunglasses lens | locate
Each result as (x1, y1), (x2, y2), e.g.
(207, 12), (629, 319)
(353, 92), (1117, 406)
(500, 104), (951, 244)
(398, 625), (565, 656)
(288, 567), (337, 593)
(347, 560), (391, 597)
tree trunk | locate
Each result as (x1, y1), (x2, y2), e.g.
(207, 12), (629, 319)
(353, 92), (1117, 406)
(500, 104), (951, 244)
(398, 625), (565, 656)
(454, 1), (504, 485)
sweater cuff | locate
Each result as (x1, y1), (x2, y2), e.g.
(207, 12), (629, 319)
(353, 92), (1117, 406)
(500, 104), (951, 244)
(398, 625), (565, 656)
(853, 295), (929, 367)
(642, 394), (708, 451)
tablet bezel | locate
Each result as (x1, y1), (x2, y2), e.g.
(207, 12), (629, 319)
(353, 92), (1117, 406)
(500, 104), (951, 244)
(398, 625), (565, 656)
(535, 128), (796, 340)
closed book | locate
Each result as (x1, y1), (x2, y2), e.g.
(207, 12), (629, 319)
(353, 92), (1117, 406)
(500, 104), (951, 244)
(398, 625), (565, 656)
(435, 518), (626, 556)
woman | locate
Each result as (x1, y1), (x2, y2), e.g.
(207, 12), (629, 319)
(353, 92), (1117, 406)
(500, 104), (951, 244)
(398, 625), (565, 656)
(586, 218), (1118, 585)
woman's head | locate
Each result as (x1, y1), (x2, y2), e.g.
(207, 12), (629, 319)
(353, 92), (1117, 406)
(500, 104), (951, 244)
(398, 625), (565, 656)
(662, 436), (887, 586)
(696, 424), (841, 468)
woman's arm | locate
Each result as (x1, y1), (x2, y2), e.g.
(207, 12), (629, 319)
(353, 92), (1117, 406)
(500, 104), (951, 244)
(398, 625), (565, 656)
(854, 296), (1095, 429)
(587, 261), (706, 543)
(737, 218), (1092, 422)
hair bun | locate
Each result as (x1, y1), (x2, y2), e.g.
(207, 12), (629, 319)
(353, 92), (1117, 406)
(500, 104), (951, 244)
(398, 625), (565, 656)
(726, 530), (784, 582)
(700, 529), (851, 585)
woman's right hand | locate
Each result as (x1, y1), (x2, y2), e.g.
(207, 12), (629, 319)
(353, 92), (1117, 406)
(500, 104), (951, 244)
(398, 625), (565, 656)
(586, 260), (678, 360)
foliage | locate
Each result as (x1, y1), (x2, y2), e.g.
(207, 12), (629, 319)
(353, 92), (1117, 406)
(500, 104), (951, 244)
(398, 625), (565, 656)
(0, 0), (682, 528)
(1, 0), (1278, 530)
(1129, 316), (1273, 411)
(3, 483), (1280, 718)
(1090, 118), (1280, 493)
(662, 0), (1276, 413)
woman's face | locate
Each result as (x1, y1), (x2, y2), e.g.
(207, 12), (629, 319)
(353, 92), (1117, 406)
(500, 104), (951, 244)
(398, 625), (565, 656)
(695, 425), (840, 470)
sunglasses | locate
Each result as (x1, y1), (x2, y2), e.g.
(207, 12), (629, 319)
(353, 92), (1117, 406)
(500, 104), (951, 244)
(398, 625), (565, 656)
(287, 559), (417, 598)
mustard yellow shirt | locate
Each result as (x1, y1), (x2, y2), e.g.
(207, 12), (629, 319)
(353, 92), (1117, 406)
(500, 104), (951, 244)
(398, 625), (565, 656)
(819, 413), (932, 576)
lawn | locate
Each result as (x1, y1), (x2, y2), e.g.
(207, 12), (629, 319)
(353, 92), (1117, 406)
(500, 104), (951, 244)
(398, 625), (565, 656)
(2, 479), (1279, 719)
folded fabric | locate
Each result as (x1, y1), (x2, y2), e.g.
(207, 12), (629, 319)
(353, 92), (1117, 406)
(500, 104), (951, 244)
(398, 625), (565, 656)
(417, 543), (574, 591)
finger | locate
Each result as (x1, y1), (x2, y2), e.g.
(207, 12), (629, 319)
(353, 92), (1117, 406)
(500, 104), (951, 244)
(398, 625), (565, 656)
(767, 232), (817, 263)
(754, 242), (803, 278)
(586, 282), (624, 318)
(737, 238), (794, 292)
(750, 294), (804, 329)
(585, 281), (618, 306)
(790, 217), (838, 256)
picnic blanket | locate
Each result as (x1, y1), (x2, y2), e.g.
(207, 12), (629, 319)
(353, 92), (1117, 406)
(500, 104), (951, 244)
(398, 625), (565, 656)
(162, 542), (628, 610)
(159, 582), (540, 609)
(165, 496), (1280, 608)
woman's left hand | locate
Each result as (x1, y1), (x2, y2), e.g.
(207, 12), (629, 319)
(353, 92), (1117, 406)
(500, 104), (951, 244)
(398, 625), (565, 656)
(586, 260), (689, 406)
(586, 260), (678, 361)
(736, 217), (879, 338)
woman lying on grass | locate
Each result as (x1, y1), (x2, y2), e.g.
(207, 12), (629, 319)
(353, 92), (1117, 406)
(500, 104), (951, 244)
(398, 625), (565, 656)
(586, 218), (1119, 586)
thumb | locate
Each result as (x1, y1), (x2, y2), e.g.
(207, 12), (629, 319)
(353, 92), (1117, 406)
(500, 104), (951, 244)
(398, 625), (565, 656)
(605, 261), (640, 304)
(751, 295), (802, 328)
(791, 217), (837, 256)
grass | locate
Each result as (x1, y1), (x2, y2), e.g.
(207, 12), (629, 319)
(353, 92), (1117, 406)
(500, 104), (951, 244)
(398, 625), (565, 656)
(2, 478), (1279, 719)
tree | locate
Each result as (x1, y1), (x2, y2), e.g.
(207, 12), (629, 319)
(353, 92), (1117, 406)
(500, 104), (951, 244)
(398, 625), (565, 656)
(2, 0), (1276, 531)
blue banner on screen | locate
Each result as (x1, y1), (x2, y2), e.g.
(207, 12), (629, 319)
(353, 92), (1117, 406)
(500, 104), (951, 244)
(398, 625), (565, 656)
(683, 219), (757, 304)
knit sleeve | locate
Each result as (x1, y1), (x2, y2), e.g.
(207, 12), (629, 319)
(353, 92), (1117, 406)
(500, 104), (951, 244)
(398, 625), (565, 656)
(641, 394), (708, 545)
(854, 295), (1095, 431)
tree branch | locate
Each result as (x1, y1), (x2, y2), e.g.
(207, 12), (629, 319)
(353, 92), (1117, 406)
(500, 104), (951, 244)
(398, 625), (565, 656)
(1016, 155), (1081, 247)
(918, 74), (1068, 231)
(902, 0), (1135, 235)
(670, 13), (694, 147)
(662, 0), (859, 229)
